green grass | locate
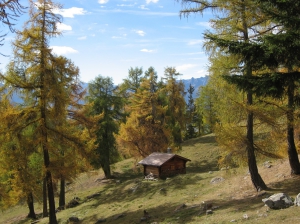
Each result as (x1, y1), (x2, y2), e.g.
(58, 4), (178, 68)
(1, 133), (300, 224)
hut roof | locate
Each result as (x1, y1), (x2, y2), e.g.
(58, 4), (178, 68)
(138, 152), (191, 167)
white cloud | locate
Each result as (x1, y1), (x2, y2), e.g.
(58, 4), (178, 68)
(140, 49), (156, 53)
(187, 39), (203, 45)
(55, 7), (87, 18)
(78, 36), (87, 40)
(135, 30), (146, 36)
(117, 3), (136, 7)
(176, 64), (198, 72)
(56, 23), (72, 31)
(139, 5), (149, 10)
(112, 35), (126, 39)
(51, 46), (78, 55)
(146, 0), (159, 4)
(98, 0), (109, 4)
(196, 22), (211, 28)
(196, 69), (209, 77)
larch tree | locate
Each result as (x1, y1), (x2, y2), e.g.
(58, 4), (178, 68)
(87, 75), (124, 178)
(176, 0), (272, 190)
(117, 71), (170, 157)
(223, 0), (300, 174)
(0, 0), (94, 222)
(0, 99), (42, 219)
(120, 66), (144, 95)
(163, 67), (186, 149)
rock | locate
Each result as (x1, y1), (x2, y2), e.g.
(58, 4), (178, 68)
(210, 177), (225, 184)
(208, 171), (213, 174)
(95, 218), (106, 223)
(263, 161), (272, 168)
(206, 209), (213, 215)
(262, 193), (294, 209)
(68, 216), (80, 223)
(243, 214), (249, 219)
(294, 193), (300, 206)
(230, 220), (237, 222)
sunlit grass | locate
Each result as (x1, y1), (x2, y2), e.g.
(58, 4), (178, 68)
(1, 133), (300, 224)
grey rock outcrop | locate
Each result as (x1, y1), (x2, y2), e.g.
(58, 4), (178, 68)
(294, 193), (300, 206)
(262, 193), (293, 209)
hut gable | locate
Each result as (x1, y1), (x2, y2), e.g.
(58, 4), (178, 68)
(138, 152), (191, 178)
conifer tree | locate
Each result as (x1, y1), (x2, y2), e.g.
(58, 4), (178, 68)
(176, 0), (270, 190)
(163, 67), (186, 149)
(0, 1), (95, 222)
(117, 72), (170, 157)
(222, 0), (300, 174)
(87, 75), (124, 178)
(185, 84), (197, 139)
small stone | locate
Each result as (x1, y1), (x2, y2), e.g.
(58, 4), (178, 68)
(210, 177), (225, 184)
(206, 209), (213, 215)
(243, 214), (249, 219)
(230, 220), (237, 222)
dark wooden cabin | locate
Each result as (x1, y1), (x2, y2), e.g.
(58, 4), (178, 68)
(138, 152), (191, 178)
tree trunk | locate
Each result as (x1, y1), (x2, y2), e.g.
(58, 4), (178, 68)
(42, 177), (48, 217)
(287, 80), (300, 174)
(102, 159), (111, 179)
(59, 177), (65, 208)
(45, 168), (57, 224)
(241, 0), (267, 191)
(246, 93), (267, 191)
(27, 192), (36, 219)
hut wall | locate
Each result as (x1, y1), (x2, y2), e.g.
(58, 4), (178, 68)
(144, 165), (160, 178)
(160, 157), (186, 178)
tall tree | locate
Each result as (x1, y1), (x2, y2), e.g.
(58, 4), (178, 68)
(163, 67), (186, 149)
(177, 0), (269, 190)
(222, 0), (300, 174)
(185, 83), (197, 139)
(196, 84), (218, 134)
(0, 1), (94, 222)
(117, 72), (170, 157)
(87, 75), (123, 178)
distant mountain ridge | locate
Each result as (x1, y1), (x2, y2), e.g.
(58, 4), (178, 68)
(181, 76), (209, 99)
(4, 76), (209, 103)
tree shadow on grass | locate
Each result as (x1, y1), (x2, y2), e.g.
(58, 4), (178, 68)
(267, 175), (300, 196)
(60, 193), (271, 224)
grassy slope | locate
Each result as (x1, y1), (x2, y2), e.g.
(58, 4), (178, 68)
(1, 133), (300, 224)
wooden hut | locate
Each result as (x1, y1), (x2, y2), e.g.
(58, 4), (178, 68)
(138, 152), (191, 178)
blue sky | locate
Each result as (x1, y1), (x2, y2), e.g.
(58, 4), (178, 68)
(1, 0), (212, 84)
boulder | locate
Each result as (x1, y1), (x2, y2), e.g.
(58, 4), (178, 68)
(210, 177), (225, 184)
(262, 193), (293, 209)
(294, 193), (300, 206)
